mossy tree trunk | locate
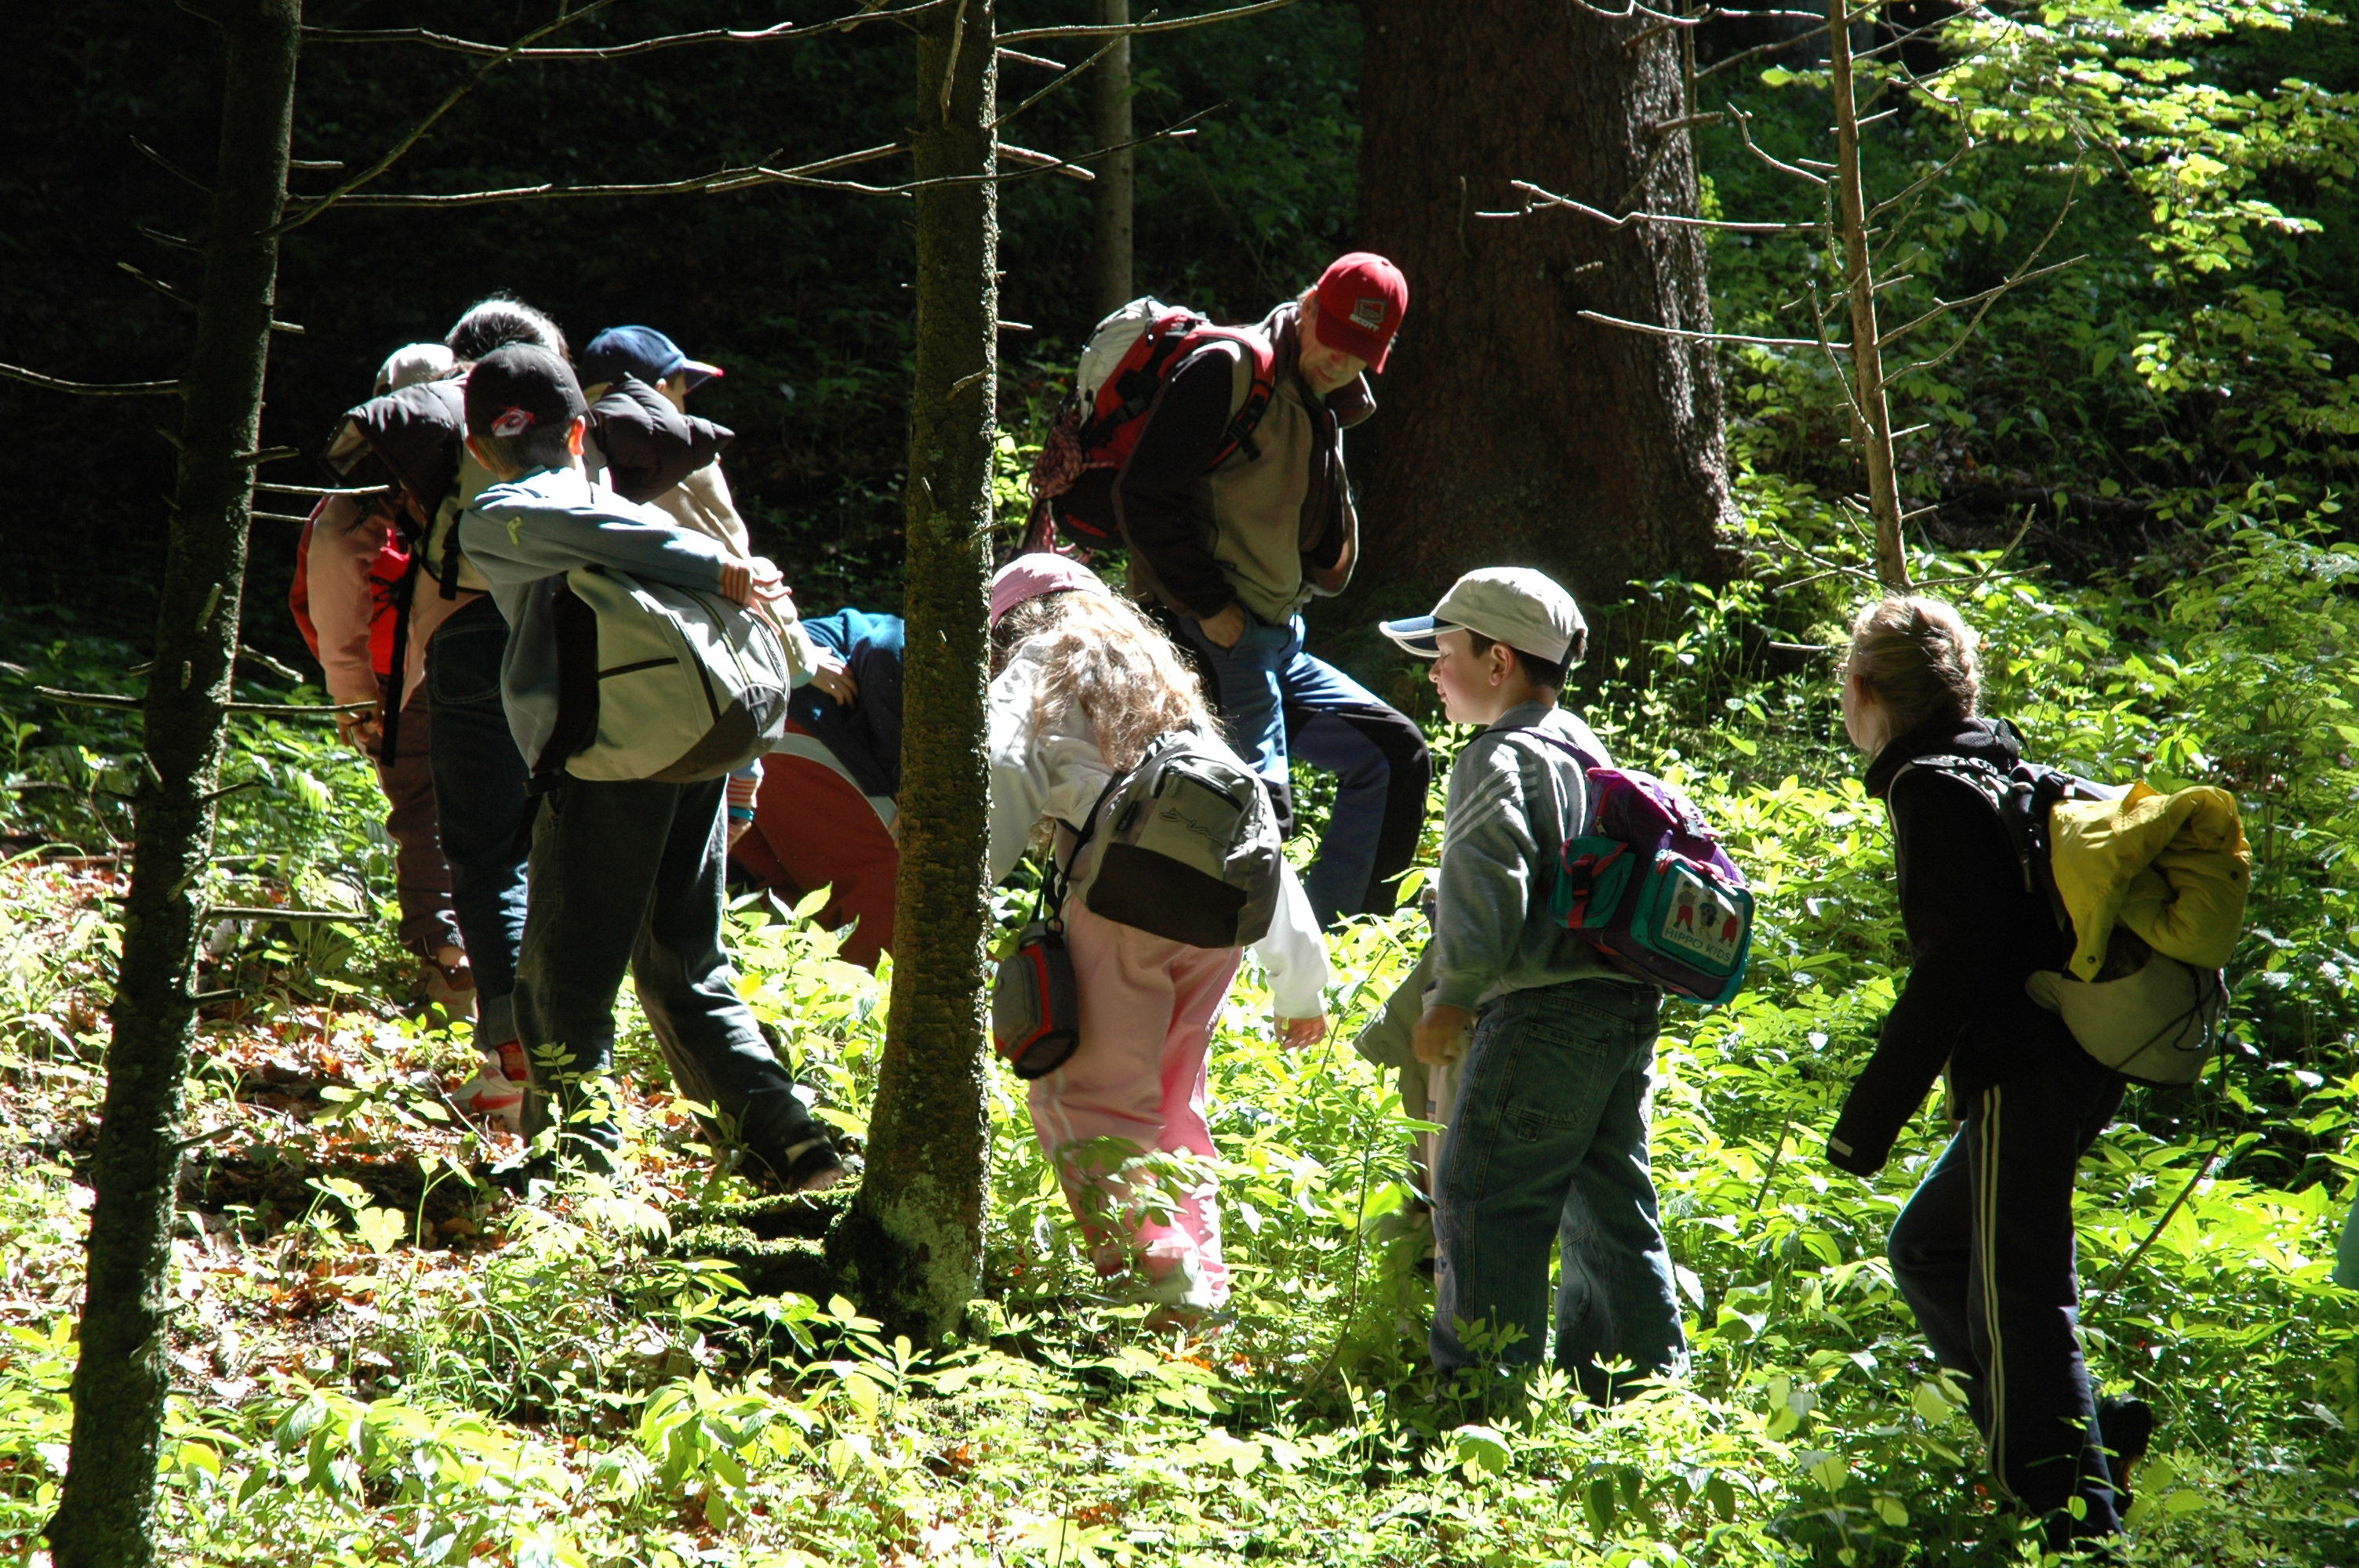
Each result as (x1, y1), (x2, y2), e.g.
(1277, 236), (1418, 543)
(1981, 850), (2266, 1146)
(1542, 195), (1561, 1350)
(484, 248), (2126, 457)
(830, 0), (998, 1346)
(47, 2), (300, 1564)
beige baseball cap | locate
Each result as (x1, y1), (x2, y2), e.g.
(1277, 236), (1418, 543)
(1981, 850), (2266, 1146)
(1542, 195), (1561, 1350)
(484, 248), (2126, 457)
(1379, 566), (1588, 666)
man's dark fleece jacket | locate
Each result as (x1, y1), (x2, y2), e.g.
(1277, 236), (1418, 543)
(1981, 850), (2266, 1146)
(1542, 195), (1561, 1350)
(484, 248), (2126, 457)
(1827, 714), (2081, 1176)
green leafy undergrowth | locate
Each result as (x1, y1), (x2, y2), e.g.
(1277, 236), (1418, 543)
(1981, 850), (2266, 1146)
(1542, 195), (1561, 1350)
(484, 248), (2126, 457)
(5, 511), (2359, 1563)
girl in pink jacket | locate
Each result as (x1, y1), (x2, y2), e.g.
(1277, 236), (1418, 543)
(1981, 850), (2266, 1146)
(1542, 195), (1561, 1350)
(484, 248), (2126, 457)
(986, 557), (1329, 1319)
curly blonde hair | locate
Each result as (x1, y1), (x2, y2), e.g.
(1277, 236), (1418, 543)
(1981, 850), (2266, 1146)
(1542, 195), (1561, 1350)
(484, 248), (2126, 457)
(1009, 592), (1210, 772)
(1845, 594), (1983, 735)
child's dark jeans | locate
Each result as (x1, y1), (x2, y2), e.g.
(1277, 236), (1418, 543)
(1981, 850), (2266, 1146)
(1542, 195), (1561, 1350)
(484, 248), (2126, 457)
(513, 772), (825, 1178)
(1431, 978), (1685, 1403)
(1888, 1047), (2127, 1544)
(426, 595), (533, 1050)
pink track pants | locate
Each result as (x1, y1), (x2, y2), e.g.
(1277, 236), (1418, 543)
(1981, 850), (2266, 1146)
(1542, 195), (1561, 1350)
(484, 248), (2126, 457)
(1026, 897), (1243, 1309)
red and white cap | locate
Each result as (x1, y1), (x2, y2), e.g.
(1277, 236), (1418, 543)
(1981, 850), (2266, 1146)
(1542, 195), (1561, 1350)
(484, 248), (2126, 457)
(1311, 252), (1408, 372)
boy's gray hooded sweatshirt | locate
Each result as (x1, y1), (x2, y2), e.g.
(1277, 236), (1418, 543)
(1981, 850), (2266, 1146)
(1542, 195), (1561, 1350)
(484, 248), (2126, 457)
(458, 465), (736, 767)
(1431, 700), (1637, 1011)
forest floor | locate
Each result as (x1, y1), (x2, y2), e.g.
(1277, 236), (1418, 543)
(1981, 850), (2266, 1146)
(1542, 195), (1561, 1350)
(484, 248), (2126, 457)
(6, 515), (2359, 1564)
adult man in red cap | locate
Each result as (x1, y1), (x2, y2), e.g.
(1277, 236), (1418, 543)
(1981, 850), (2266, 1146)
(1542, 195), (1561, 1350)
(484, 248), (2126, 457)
(1115, 252), (1430, 930)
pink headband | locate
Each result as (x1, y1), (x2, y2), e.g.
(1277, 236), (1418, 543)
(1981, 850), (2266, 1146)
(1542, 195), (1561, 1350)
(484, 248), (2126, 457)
(989, 553), (1111, 625)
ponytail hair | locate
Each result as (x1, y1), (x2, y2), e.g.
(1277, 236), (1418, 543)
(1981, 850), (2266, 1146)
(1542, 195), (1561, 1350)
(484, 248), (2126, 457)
(1845, 595), (1983, 735)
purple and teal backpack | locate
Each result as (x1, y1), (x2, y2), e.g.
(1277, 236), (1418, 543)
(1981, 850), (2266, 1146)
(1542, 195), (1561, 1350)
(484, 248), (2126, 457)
(1521, 728), (1755, 1007)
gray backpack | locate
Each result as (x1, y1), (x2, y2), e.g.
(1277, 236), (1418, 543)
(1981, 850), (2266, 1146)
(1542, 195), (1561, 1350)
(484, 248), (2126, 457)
(549, 564), (794, 784)
(1067, 730), (1283, 949)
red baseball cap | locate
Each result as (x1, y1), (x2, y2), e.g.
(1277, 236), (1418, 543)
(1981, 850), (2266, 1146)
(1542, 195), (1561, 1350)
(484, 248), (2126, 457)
(1311, 252), (1408, 372)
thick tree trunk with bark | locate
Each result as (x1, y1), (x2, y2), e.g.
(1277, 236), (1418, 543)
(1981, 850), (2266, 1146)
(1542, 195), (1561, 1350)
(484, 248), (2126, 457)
(827, 0), (997, 1346)
(1351, 0), (1737, 614)
(1090, 0), (1135, 318)
(47, 2), (300, 1564)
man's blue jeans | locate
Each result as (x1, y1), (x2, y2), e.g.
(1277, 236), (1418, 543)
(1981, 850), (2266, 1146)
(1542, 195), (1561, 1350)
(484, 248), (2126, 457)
(1172, 609), (1430, 927)
(426, 594), (533, 1050)
(1432, 978), (1685, 1403)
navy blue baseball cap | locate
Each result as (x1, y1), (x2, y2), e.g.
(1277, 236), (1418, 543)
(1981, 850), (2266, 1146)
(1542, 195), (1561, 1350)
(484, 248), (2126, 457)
(580, 325), (724, 391)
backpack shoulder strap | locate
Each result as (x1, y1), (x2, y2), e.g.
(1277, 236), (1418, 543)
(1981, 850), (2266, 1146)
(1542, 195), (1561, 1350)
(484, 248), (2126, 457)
(1187, 326), (1277, 467)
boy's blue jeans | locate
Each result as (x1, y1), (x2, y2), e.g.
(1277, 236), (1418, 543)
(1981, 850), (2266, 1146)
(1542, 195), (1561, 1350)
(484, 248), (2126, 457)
(426, 595), (533, 1051)
(513, 773), (823, 1176)
(1172, 609), (1430, 929)
(1432, 978), (1685, 1403)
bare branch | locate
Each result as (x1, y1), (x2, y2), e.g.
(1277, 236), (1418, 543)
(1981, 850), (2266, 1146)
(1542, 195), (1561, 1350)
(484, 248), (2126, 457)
(35, 686), (372, 719)
(998, 142), (1096, 180)
(271, 0), (636, 238)
(116, 262), (198, 312)
(1483, 180), (1816, 234)
(991, 33), (1123, 131)
(997, 45), (1063, 68)
(1869, 138), (1979, 220)
(1897, 170), (2085, 377)
(0, 361), (180, 397)
(129, 136), (209, 192)
(1578, 310), (1848, 351)
(136, 223), (202, 254)
(1000, 0), (1303, 44)
(304, 143), (907, 211)
(1878, 255), (2084, 347)
(1695, 22), (1830, 82)
(1730, 107), (1829, 187)
(301, 0), (946, 60)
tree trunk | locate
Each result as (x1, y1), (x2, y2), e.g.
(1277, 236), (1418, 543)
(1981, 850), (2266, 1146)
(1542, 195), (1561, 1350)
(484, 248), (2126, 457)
(1090, 0), (1135, 318)
(1827, 0), (1910, 590)
(1351, 0), (1737, 619)
(47, 3), (300, 1565)
(828, 0), (998, 1346)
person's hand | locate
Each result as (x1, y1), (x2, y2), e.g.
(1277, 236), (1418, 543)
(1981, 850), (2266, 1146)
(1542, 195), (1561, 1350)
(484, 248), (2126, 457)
(337, 705), (383, 757)
(1198, 604), (1249, 650)
(1274, 1014), (1329, 1050)
(716, 561), (754, 606)
(746, 555), (796, 607)
(1412, 1004), (1474, 1066)
(807, 648), (858, 706)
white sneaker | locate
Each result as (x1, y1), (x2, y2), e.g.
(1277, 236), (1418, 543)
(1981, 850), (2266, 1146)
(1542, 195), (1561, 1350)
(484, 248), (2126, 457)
(452, 1056), (523, 1132)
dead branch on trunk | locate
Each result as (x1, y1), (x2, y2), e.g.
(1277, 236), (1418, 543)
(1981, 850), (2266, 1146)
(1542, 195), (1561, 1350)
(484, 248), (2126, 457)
(0, 362), (181, 397)
(301, 0), (945, 59)
(999, 0), (1302, 43)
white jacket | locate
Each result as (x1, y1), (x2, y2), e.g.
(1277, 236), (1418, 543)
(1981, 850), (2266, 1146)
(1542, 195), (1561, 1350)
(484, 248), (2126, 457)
(986, 640), (1329, 1018)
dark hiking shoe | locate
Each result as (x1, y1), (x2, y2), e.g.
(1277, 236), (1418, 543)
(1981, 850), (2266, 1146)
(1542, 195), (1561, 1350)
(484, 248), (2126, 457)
(751, 1137), (848, 1196)
(2098, 1394), (2155, 1506)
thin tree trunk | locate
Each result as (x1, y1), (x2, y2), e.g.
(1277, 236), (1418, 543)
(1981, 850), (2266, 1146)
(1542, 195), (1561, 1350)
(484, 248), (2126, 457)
(1352, 0), (1736, 616)
(48, 3), (300, 1564)
(1090, 0), (1134, 318)
(828, 0), (998, 1346)
(1827, 0), (1909, 590)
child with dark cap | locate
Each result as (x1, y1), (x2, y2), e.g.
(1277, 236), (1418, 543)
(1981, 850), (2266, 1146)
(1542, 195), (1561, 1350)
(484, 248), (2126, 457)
(1379, 568), (1685, 1403)
(453, 343), (842, 1191)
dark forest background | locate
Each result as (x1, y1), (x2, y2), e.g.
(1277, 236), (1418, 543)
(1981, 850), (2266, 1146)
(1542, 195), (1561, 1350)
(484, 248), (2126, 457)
(1, 0), (1360, 648)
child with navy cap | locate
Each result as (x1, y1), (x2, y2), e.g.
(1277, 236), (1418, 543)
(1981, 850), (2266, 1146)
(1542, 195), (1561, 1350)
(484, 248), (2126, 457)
(1379, 567), (1685, 1403)
(454, 344), (843, 1192)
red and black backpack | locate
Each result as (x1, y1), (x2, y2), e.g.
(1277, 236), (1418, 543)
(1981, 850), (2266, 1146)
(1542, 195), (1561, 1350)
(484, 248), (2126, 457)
(1023, 298), (1275, 553)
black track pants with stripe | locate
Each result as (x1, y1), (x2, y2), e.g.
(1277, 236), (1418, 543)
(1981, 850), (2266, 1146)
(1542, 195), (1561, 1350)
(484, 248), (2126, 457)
(1888, 1048), (2128, 1542)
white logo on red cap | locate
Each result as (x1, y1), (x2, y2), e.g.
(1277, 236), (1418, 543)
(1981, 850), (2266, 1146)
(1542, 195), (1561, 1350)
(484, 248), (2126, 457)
(490, 407), (536, 437)
(1351, 296), (1387, 332)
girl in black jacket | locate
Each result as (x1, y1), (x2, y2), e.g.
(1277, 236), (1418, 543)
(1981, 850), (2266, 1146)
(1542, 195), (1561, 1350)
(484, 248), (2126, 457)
(1828, 595), (2147, 1547)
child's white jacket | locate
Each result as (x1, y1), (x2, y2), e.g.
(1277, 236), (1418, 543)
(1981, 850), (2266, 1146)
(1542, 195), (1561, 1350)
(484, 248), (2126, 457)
(986, 640), (1329, 1018)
